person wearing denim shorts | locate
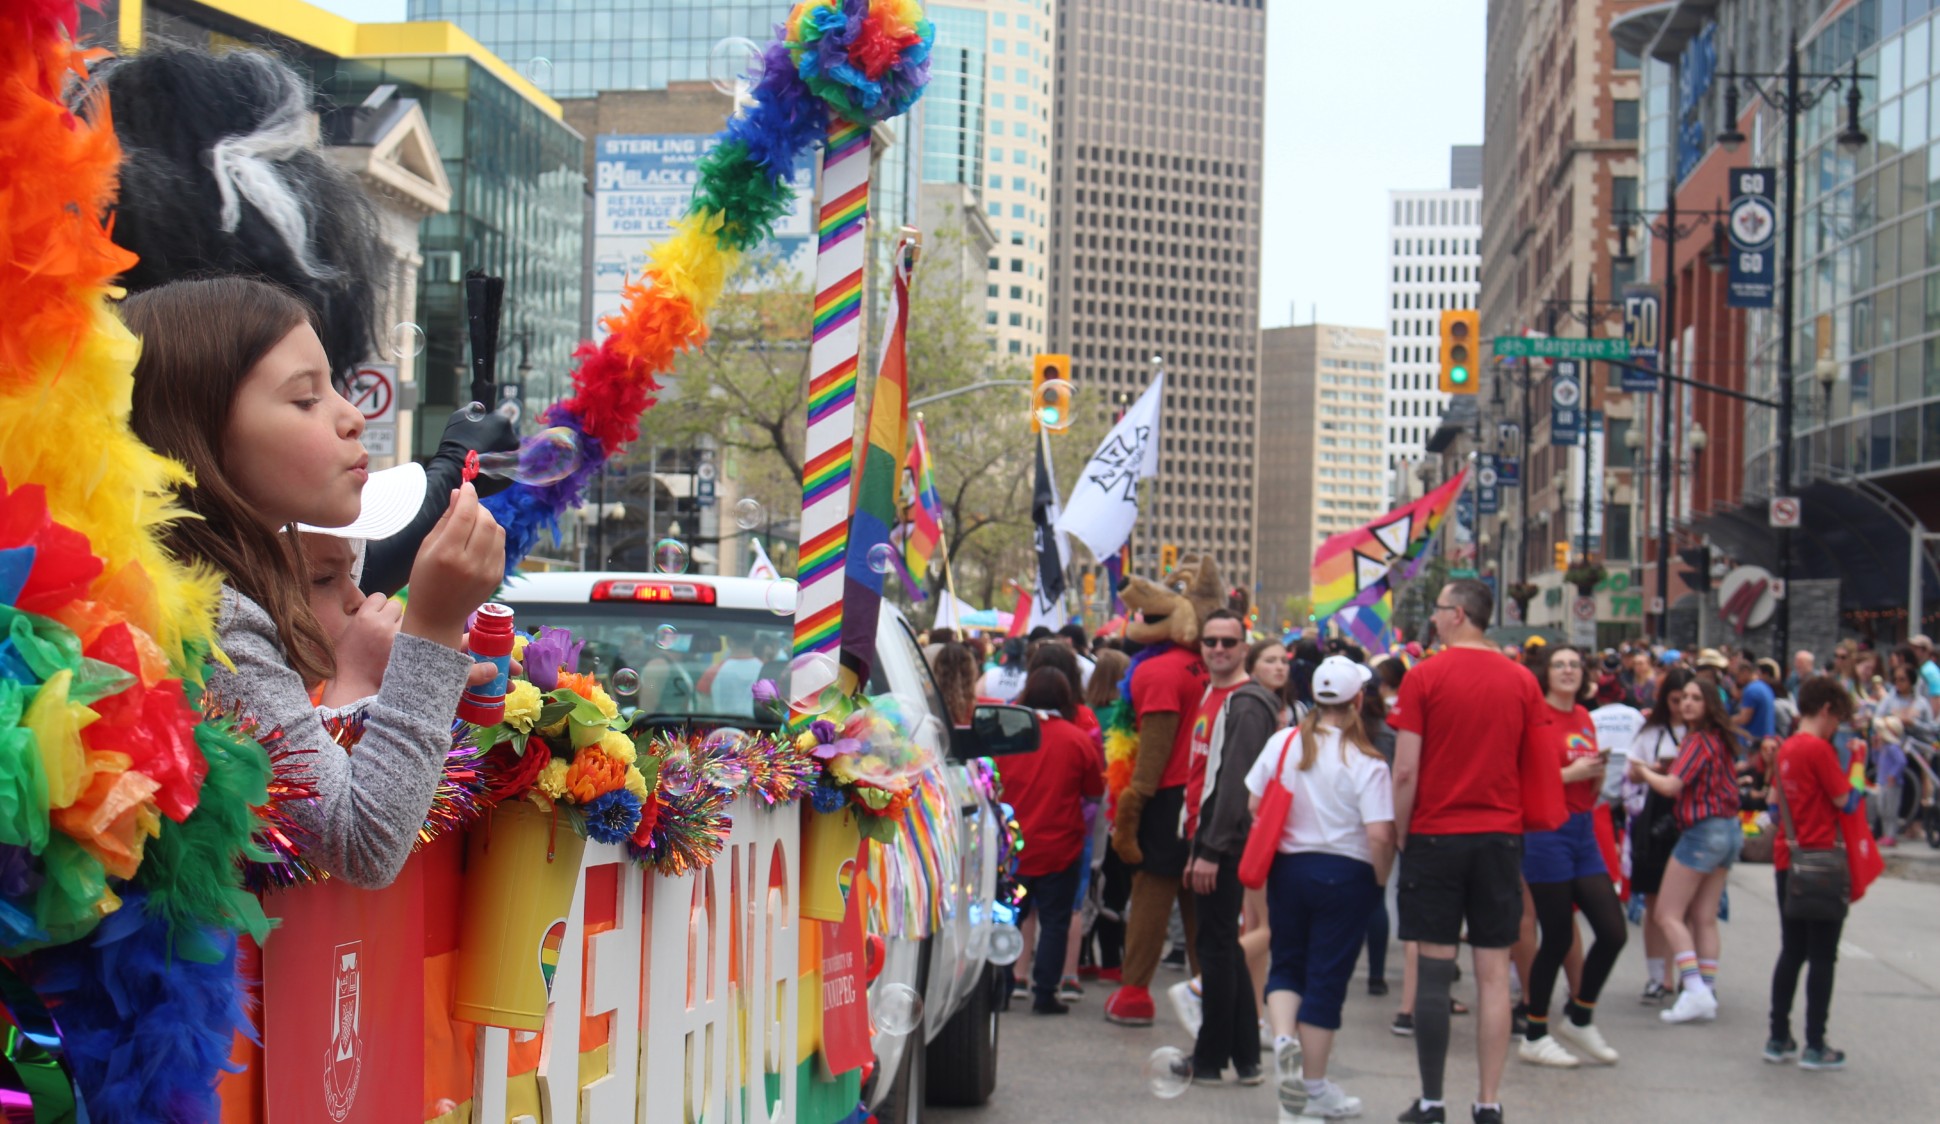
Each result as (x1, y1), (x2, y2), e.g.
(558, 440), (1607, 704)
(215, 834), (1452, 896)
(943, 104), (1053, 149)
(1637, 677), (1744, 1025)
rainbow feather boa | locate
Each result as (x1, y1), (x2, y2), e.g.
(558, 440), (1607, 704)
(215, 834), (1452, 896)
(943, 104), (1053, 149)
(485, 0), (934, 567)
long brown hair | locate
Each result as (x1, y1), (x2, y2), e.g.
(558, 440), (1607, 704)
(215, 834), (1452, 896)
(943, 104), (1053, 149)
(929, 642), (979, 727)
(123, 277), (336, 684)
(1086, 647), (1130, 710)
(1298, 700), (1382, 771)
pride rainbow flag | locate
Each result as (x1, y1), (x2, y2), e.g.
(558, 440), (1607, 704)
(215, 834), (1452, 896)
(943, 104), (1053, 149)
(1312, 471), (1468, 619)
(902, 416), (943, 596)
(841, 233), (917, 679)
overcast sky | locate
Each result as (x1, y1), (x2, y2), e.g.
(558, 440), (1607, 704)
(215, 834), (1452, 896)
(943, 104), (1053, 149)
(315, 0), (1487, 332)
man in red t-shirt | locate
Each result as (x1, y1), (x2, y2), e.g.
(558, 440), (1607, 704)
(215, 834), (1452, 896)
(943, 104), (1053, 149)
(1389, 580), (1547, 1124)
(1767, 677), (1859, 1068)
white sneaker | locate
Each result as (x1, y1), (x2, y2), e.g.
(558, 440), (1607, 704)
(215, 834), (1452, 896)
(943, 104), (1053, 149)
(1552, 1018), (1619, 1064)
(1167, 979), (1203, 1040)
(1304, 1080), (1364, 1119)
(1260, 1018), (1275, 1047)
(1518, 1034), (1581, 1068)
(1275, 1039), (1303, 1091)
(1659, 986), (1718, 1024)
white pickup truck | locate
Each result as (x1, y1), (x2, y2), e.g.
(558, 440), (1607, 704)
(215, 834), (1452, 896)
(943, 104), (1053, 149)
(499, 571), (1025, 1120)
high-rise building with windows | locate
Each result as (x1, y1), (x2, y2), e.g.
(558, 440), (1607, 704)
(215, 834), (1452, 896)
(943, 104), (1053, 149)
(407, 1), (777, 98)
(923, 1), (1054, 358)
(1385, 151), (1482, 496)
(1049, 0), (1267, 591)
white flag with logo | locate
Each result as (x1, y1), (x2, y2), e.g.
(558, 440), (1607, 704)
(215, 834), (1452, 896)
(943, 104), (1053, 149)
(1054, 372), (1165, 560)
(748, 537), (779, 581)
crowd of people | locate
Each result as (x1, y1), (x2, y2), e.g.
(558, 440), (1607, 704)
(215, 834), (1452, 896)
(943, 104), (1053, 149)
(927, 580), (1908, 1121)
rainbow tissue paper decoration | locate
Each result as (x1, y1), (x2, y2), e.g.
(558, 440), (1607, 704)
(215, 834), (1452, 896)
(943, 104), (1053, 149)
(485, 0), (934, 570)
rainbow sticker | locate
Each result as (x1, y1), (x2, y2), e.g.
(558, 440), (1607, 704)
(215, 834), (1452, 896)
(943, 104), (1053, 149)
(539, 919), (567, 996)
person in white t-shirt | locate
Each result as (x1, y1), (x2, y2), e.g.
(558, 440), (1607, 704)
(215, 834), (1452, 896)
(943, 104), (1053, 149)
(1590, 674), (1646, 807)
(1622, 667), (1695, 1004)
(1245, 656), (1396, 1120)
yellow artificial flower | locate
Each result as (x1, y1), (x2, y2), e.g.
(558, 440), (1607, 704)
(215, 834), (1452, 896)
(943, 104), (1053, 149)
(586, 684), (619, 720)
(794, 731), (820, 753)
(536, 757), (571, 800)
(503, 680), (544, 733)
(599, 729), (637, 765)
(624, 765), (650, 801)
(827, 753), (860, 785)
(511, 633), (530, 661)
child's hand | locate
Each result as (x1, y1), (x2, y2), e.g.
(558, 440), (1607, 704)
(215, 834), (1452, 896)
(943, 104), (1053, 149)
(401, 484), (506, 651)
(323, 593), (402, 705)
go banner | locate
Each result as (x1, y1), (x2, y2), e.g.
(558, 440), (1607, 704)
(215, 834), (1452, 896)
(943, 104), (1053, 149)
(1551, 360), (1583, 445)
(1727, 168), (1777, 309)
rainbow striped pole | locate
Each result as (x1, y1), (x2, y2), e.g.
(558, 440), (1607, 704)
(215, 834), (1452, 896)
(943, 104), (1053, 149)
(793, 113), (871, 660)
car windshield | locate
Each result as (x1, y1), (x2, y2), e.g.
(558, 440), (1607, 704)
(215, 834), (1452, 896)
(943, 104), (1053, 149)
(507, 601), (892, 728)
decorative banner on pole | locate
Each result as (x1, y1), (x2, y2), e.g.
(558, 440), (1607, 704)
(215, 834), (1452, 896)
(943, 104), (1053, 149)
(793, 113), (872, 659)
(1620, 283), (1662, 391)
(1550, 359), (1583, 445)
(1727, 167), (1777, 309)
(1499, 455), (1521, 488)
(1478, 453), (1500, 515)
(1055, 371), (1165, 560)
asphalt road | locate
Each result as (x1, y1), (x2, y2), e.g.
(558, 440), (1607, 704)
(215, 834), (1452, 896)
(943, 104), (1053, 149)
(933, 864), (1939, 1123)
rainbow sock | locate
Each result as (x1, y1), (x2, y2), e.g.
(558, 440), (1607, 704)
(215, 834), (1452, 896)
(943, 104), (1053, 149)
(1698, 959), (1718, 991)
(1674, 952), (1703, 991)
(1565, 997), (1595, 1027)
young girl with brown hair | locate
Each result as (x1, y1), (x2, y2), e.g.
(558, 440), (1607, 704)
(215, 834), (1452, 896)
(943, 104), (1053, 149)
(124, 276), (506, 888)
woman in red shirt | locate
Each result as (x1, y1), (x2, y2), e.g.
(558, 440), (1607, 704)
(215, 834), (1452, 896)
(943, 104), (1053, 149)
(1765, 677), (1859, 1070)
(1001, 667), (1106, 1014)
(1517, 646), (1626, 1068)
(1637, 675), (1742, 1026)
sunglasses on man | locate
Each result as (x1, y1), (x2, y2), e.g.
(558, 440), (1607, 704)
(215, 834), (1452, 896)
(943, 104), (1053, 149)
(1201, 636), (1242, 649)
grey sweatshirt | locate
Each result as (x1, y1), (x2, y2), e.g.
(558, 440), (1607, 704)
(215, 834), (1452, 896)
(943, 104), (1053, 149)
(208, 587), (473, 889)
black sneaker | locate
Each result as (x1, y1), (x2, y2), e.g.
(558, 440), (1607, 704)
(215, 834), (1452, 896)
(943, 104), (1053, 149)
(1390, 1012), (1416, 1036)
(1161, 947), (1188, 971)
(1368, 978), (1391, 997)
(1799, 1045), (1846, 1071)
(1397, 1100), (1446, 1123)
(1031, 999), (1069, 1015)
(1511, 1002), (1528, 1037)
(1762, 1036), (1798, 1064)
(1471, 1107), (1504, 1124)
(1234, 1062), (1266, 1086)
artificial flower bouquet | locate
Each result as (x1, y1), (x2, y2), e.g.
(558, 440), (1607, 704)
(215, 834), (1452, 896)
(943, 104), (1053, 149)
(788, 692), (937, 844)
(465, 626), (652, 846)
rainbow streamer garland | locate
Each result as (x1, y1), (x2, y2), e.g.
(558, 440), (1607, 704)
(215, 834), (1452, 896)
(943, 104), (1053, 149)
(486, 1), (934, 573)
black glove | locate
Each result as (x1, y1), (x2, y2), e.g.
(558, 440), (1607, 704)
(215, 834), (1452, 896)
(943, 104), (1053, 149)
(359, 409), (519, 596)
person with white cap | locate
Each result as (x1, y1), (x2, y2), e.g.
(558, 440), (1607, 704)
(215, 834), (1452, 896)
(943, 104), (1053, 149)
(298, 463), (434, 707)
(1245, 655), (1395, 1119)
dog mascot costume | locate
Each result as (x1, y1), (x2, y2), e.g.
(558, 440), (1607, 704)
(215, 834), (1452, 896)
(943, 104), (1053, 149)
(1102, 554), (1224, 1026)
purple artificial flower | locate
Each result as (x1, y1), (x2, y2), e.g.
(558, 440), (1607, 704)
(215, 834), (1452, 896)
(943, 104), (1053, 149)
(523, 626), (584, 692)
(584, 789), (644, 845)
(752, 679), (779, 706)
(809, 719), (838, 744)
(0, 843), (40, 899)
(817, 736), (862, 763)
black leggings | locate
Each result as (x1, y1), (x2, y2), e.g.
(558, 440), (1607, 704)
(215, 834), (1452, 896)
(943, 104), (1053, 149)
(1526, 876), (1627, 1027)
(1769, 869), (1844, 1050)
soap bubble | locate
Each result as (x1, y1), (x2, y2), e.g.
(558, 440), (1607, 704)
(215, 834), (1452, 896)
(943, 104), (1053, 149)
(653, 538), (690, 574)
(871, 982), (924, 1037)
(657, 746), (696, 797)
(654, 625), (680, 650)
(390, 322), (425, 361)
(1032, 377), (1074, 432)
(766, 579), (800, 616)
(983, 922), (1024, 967)
(866, 543), (898, 575)
(786, 651), (843, 716)
(521, 56), (553, 89)
(701, 728), (750, 788)
(475, 427), (584, 486)
(610, 668), (640, 696)
(1145, 1046), (1191, 1099)
(708, 37), (765, 97)
(734, 497), (765, 530)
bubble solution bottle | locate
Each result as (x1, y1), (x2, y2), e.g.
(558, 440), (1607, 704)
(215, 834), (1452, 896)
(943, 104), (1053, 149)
(457, 604), (517, 726)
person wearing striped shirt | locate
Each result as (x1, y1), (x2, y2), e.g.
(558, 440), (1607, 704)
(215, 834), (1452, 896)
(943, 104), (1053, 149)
(1635, 676), (1744, 1025)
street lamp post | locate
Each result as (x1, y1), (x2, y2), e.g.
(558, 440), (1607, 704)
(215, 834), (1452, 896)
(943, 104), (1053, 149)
(1716, 33), (1869, 659)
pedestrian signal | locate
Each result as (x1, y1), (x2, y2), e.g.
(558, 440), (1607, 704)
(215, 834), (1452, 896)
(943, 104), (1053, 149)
(1439, 310), (1480, 395)
(1554, 542), (1570, 571)
(1677, 545), (1713, 592)
(1033, 353), (1073, 433)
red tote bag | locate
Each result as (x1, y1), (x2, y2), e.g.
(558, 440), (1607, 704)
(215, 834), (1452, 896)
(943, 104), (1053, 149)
(1239, 729), (1300, 889)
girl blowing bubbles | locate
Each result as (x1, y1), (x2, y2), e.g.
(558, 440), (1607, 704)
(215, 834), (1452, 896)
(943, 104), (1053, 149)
(124, 276), (506, 888)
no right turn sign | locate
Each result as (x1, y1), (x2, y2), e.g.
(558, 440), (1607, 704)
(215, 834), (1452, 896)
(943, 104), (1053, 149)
(1769, 497), (1801, 528)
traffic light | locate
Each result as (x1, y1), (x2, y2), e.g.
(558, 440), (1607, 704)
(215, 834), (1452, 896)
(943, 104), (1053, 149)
(1677, 546), (1713, 592)
(1554, 541), (1570, 571)
(1160, 543), (1179, 574)
(1438, 310), (1480, 395)
(1032, 353), (1073, 433)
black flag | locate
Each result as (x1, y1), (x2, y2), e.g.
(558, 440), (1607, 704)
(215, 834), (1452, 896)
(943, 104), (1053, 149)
(1032, 438), (1067, 624)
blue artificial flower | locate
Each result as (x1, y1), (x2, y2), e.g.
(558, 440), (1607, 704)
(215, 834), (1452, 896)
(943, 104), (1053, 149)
(584, 789), (643, 845)
(810, 776), (848, 814)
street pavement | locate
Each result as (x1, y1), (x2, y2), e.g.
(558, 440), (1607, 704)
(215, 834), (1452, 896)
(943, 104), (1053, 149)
(934, 863), (1938, 1122)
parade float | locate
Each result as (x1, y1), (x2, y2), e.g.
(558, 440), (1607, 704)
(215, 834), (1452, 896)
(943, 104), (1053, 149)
(0, 0), (1025, 1120)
